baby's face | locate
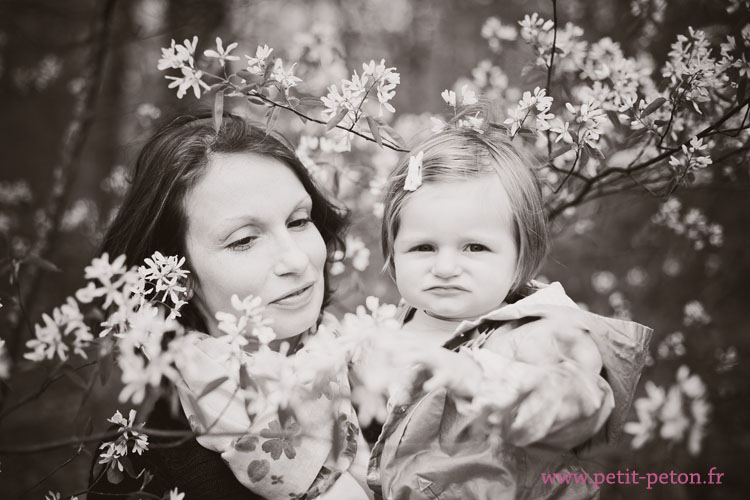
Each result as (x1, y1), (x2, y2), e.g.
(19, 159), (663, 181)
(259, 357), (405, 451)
(393, 175), (519, 321)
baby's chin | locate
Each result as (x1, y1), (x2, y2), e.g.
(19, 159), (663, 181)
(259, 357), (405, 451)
(423, 306), (489, 322)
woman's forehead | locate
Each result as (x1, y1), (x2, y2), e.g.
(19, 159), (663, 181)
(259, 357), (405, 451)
(184, 152), (309, 230)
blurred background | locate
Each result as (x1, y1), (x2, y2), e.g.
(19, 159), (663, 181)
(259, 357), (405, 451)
(0, 0), (748, 498)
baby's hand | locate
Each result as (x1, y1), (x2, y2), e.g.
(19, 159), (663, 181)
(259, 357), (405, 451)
(484, 309), (603, 374)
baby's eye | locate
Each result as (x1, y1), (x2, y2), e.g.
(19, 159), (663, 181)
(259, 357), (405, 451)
(289, 216), (312, 229)
(466, 243), (489, 252)
(411, 244), (435, 252)
(228, 236), (257, 251)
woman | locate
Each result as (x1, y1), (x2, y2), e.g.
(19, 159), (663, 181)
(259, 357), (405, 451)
(88, 112), (368, 499)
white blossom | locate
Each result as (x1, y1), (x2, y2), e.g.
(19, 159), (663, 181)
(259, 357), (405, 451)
(203, 37), (240, 67)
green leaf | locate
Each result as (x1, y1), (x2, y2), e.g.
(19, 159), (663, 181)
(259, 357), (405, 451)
(640, 97), (667, 118)
(287, 96), (300, 108)
(83, 416), (94, 437)
(550, 144), (573, 159)
(585, 144), (606, 160)
(99, 351), (114, 385)
(366, 116), (383, 147)
(298, 97), (325, 108)
(379, 123), (407, 149)
(198, 376), (229, 400)
(265, 106), (280, 133)
(107, 465), (125, 484)
(238, 363), (258, 392)
(62, 365), (89, 390)
(92, 457), (106, 480)
(247, 94), (266, 106)
(326, 107), (349, 131)
(213, 91), (224, 133)
(22, 254), (61, 273)
(605, 110), (622, 129)
(120, 456), (139, 479)
(263, 58), (275, 82)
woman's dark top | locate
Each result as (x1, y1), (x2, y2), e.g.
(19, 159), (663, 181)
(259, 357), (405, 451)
(87, 397), (266, 500)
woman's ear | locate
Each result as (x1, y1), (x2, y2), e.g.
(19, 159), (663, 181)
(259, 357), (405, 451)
(184, 274), (196, 301)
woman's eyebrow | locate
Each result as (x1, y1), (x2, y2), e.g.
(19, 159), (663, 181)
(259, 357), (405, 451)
(293, 194), (313, 209)
(214, 216), (262, 243)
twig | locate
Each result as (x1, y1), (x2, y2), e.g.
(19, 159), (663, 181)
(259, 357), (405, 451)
(251, 92), (408, 153)
(545, 0), (558, 157)
(553, 149), (581, 194)
(0, 360), (96, 422)
(14, 447), (83, 500)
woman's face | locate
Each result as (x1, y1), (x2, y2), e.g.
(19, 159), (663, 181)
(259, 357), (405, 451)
(183, 152), (327, 341)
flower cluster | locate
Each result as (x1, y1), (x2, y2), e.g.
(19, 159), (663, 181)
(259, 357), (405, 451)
(683, 300), (711, 327)
(624, 366), (710, 456)
(668, 137), (713, 178)
(430, 87), (485, 134)
(657, 331), (686, 359)
(481, 16), (518, 52)
(97, 409), (149, 477)
(24, 251), (194, 403)
(518, 14), (586, 71)
(321, 58), (401, 133)
(652, 197), (723, 250)
(503, 86), (554, 136)
(663, 28), (730, 108)
(24, 297), (93, 361)
(138, 252), (190, 318)
(158, 37), (210, 99)
(216, 294), (276, 348)
(0, 179), (33, 205)
(330, 235), (371, 276)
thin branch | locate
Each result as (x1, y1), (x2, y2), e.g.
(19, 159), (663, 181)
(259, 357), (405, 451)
(14, 447), (83, 500)
(252, 93), (408, 153)
(595, 96), (750, 180)
(545, 0), (558, 157)
(0, 360), (97, 422)
(553, 149), (581, 193)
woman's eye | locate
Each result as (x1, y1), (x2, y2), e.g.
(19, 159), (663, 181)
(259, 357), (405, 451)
(466, 243), (488, 252)
(228, 236), (257, 250)
(289, 216), (312, 229)
(411, 244), (435, 252)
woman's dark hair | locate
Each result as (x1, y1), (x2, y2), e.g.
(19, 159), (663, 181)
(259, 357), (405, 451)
(101, 112), (349, 331)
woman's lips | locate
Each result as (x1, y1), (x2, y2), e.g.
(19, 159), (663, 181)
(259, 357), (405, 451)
(269, 282), (315, 307)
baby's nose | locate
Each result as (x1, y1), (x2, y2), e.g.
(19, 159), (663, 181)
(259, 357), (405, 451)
(431, 250), (461, 278)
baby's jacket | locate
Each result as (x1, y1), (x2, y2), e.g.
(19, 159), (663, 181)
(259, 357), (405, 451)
(367, 282), (652, 500)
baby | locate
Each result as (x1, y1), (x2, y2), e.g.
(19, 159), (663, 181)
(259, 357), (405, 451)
(368, 117), (652, 499)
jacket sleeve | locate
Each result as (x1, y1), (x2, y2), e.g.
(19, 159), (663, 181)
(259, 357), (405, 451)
(468, 339), (615, 450)
(469, 305), (652, 451)
(574, 311), (653, 444)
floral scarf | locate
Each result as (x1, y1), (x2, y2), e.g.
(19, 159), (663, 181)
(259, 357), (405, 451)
(175, 313), (369, 499)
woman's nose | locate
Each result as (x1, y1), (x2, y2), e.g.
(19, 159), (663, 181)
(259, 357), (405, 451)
(431, 250), (461, 278)
(272, 232), (310, 276)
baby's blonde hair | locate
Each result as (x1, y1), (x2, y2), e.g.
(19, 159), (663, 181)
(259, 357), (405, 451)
(381, 122), (548, 301)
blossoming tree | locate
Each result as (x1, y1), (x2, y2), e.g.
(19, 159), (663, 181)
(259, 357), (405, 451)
(0, 0), (748, 498)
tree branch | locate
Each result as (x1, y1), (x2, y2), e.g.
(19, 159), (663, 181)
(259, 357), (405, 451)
(9, 0), (118, 361)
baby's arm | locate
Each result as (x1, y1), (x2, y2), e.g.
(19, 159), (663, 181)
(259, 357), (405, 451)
(485, 316), (604, 374)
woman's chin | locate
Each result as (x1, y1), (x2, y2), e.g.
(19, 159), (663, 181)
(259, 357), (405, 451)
(268, 285), (324, 340)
